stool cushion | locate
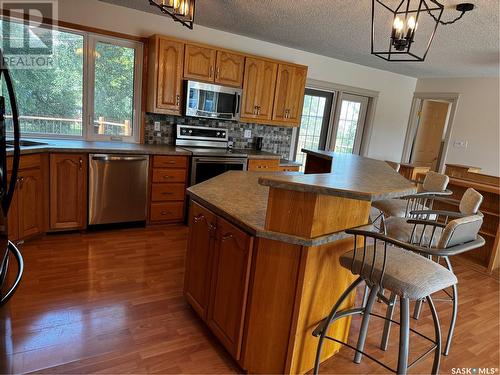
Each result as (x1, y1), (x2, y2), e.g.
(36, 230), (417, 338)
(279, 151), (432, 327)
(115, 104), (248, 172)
(383, 217), (441, 246)
(339, 244), (457, 300)
(372, 199), (426, 218)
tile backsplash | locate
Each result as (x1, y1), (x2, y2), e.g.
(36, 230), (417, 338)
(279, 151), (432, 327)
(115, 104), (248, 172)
(144, 113), (294, 158)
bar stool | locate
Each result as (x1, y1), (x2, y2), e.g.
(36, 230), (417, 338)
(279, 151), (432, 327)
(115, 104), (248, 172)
(372, 171), (452, 226)
(312, 217), (485, 375)
(381, 188), (484, 356)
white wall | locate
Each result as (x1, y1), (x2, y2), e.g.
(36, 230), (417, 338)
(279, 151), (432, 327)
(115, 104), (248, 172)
(415, 77), (500, 176)
(58, 0), (417, 161)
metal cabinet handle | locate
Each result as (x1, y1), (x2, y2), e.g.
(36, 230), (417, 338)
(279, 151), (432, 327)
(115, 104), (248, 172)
(221, 233), (233, 241)
(215, 67), (220, 79)
(257, 106), (261, 115)
(160, 210), (171, 215)
(209, 66), (214, 78)
(162, 175), (172, 179)
(176, 95), (180, 106)
(161, 191), (173, 195)
(193, 214), (205, 223)
(79, 158), (83, 170)
(253, 105), (258, 115)
(17, 177), (23, 189)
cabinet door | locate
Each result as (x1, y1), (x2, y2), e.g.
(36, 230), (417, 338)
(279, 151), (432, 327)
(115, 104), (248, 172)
(241, 58), (278, 122)
(156, 38), (184, 113)
(241, 57), (262, 119)
(184, 202), (217, 319)
(184, 44), (216, 82)
(208, 217), (253, 360)
(7, 186), (19, 241)
(215, 51), (245, 87)
(18, 168), (43, 238)
(273, 64), (307, 125)
(49, 154), (87, 230)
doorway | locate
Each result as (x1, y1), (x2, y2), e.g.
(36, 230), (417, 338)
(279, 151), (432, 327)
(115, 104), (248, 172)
(402, 93), (459, 173)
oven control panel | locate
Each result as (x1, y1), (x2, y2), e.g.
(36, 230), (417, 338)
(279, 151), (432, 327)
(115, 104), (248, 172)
(176, 125), (229, 147)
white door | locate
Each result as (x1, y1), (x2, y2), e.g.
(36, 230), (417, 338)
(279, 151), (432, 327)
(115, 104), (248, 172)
(329, 93), (369, 154)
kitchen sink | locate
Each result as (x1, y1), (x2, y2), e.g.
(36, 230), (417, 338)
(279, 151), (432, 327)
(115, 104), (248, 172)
(5, 139), (48, 147)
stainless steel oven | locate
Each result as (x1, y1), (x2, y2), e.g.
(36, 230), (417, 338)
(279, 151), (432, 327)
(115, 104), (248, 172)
(191, 157), (247, 185)
(185, 80), (241, 121)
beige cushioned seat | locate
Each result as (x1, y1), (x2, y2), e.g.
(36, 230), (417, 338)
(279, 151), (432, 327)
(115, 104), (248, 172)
(340, 244), (457, 300)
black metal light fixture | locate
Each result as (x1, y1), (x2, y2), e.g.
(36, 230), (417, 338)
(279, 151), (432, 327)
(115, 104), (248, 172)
(149, 0), (196, 29)
(371, 0), (474, 62)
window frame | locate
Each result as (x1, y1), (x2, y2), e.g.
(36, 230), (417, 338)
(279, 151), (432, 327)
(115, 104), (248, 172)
(1, 17), (143, 143)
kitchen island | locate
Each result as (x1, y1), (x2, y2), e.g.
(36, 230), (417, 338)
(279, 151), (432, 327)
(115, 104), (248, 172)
(185, 152), (415, 374)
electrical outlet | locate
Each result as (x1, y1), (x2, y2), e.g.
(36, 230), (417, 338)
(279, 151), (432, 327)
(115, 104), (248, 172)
(154, 121), (161, 131)
(244, 129), (252, 138)
(453, 140), (468, 148)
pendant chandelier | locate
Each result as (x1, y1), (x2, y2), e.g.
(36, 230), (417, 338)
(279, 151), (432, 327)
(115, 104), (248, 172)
(149, 0), (196, 29)
(371, 0), (474, 62)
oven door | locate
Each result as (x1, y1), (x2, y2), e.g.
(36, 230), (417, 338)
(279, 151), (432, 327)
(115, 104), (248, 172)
(186, 81), (241, 121)
(191, 157), (247, 185)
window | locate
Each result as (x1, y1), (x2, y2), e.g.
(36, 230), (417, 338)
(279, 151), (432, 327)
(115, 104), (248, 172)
(0, 19), (142, 142)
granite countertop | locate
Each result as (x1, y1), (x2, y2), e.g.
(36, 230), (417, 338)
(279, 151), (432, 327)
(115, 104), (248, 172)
(6, 139), (190, 156)
(187, 171), (348, 246)
(259, 151), (416, 201)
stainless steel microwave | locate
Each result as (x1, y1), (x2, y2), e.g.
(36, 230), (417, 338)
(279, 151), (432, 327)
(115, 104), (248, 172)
(185, 80), (242, 121)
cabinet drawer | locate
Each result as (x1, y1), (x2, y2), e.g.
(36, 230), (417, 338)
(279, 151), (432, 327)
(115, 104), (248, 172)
(8, 154), (42, 171)
(153, 155), (188, 169)
(151, 183), (186, 202)
(247, 159), (280, 172)
(150, 202), (184, 222)
(279, 165), (300, 172)
(152, 169), (187, 183)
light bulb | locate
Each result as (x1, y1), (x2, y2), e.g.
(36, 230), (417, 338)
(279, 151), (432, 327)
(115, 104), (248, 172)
(407, 16), (416, 30)
(393, 17), (404, 32)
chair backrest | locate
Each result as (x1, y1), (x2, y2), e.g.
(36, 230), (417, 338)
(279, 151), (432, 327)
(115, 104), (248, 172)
(422, 171), (449, 192)
(437, 214), (483, 249)
(459, 188), (483, 215)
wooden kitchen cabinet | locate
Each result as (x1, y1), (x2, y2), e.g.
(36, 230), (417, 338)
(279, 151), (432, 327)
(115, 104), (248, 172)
(215, 50), (245, 87)
(184, 44), (216, 82)
(272, 64), (308, 126)
(7, 154), (46, 242)
(147, 35), (185, 115)
(247, 158), (280, 172)
(241, 57), (278, 122)
(49, 153), (87, 230)
(184, 203), (253, 361)
(184, 202), (217, 319)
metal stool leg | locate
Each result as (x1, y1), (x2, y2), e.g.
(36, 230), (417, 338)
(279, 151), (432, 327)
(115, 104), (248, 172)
(313, 277), (363, 375)
(354, 285), (380, 363)
(444, 256), (458, 356)
(413, 298), (424, 319)
(427, 295), (442, 374)
(380, 292), (397, 351)
(397, 297), (410, 375)
(361, 283), (370, 307)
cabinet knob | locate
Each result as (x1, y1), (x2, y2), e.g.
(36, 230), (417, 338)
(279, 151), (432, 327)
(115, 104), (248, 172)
(176, 95), (180, 106)
(79, 158), (83, 171)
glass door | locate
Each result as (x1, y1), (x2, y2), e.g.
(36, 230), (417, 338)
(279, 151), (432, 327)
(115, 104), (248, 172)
(294, 89), (334, 167)
(330, 93), (369, 154)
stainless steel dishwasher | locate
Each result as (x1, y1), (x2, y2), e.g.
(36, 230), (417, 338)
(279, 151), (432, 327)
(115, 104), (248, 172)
(88, 154), (149, 225)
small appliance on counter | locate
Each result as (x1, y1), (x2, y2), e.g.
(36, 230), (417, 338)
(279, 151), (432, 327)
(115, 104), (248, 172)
(0, 49), (23, 308)
(176, 124), (247, 185)
(185, 80), (241, 121)
(255, 136), (263, 151)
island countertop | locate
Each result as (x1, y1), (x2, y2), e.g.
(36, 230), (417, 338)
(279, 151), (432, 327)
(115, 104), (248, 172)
(259, 150), (416, 201)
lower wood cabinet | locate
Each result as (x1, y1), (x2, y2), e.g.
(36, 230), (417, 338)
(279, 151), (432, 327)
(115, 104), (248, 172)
(247, 158), (280, 172)
(184, 202), (253, 360)
(7, 154), (46, 242)
(49, 153), (87, 230)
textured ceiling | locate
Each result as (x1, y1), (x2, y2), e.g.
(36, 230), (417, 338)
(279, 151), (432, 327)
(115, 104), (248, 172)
(99, 0), (500, 78)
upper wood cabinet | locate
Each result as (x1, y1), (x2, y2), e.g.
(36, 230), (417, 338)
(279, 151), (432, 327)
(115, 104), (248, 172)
(49, 153), (87, 230)
(215, 51), (245, 87)
(241, 57), (278, 122)
(272, 64), (308, 125)
(184, 44), (216, 82)
(184, 45), (245, 87)
(147, 36), (184, 115)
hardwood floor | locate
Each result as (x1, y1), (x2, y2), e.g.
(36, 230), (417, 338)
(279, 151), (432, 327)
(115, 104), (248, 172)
(1, 225), (498, 374)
